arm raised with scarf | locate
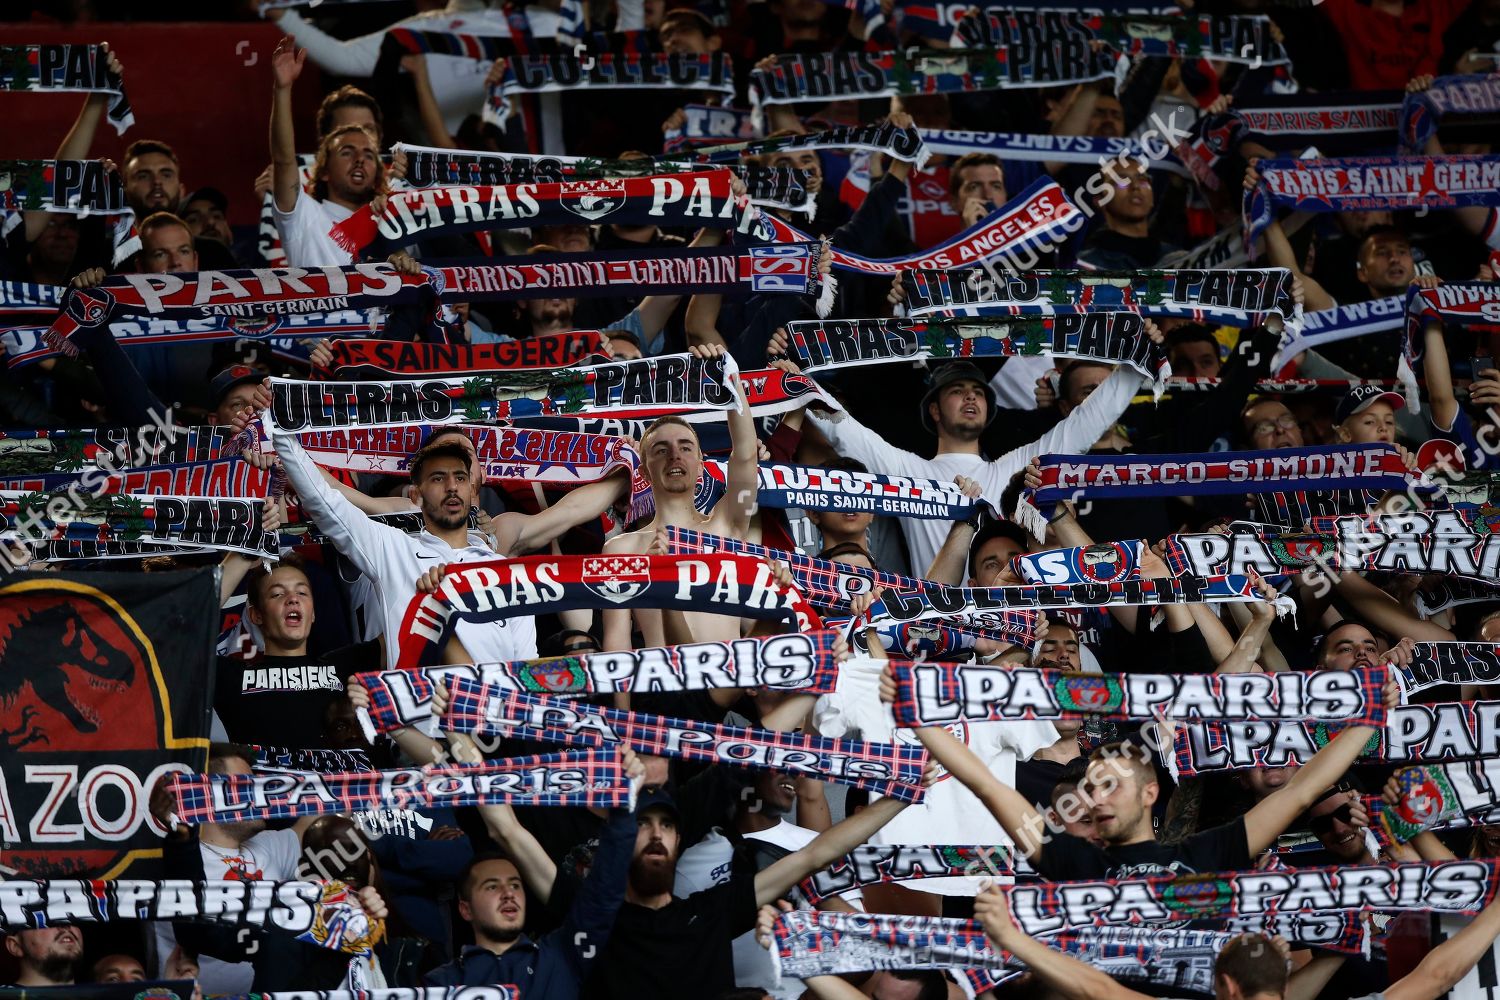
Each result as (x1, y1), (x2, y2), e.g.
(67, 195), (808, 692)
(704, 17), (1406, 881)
(1241, 671), (1401, 856)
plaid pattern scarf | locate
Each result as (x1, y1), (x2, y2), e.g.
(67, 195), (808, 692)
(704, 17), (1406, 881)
(218, 991), (518, 1000)
(782, 315), (1168, 389)
(955, 10), (1285, 64)
(6, 309), (374, 369)
(1008, 861), (1500, 935)
(2, 491), (275, 558)
(44, 264), (432, 354)
(1401, 75), (1500, 151)
(1370, 760), (1500, 845)
(443, 680), (929, 801)
(0, 879), (384, 955)
(264, 352), (741, 433)
(0, 44), (134, 133)
(351, 629), (842, 739)
(668, 120), (929, 169)
(394, 552), (821, 668)
(0, 279), (63, 315)
(168, 751), (633, 825)
(801, 844), (1027, 903)
(329, 172), (760, 255)
(766, 176), (1081, 274)
(323, 332), (603, 377)
(889, 661), (1387, 727)
(286, 424), (639, 485)
(772, 910), (1234, 994)
(1165, 510), (1497, 581)
(1246, 156), (1500, 256)
(1170, 700), (1492, 777)
(900, 267), (1296, 324)
(663, 105), (757, 153)
(663, 528), (1035, 646)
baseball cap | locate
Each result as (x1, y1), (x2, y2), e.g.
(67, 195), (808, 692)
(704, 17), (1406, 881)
(210, 365), (262, 408)
(1334, 384), (1405, 423)
(185, 186), (229, 212)
(919, 361), (997, 434)
(634, 787), (681, 820)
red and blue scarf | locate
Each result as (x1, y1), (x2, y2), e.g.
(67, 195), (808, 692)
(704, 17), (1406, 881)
(0, 44), (133, 133)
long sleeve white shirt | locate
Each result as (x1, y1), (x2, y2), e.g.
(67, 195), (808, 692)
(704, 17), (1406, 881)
(270, 417), (536, 668)
(807, 366), (1146, 572)
(275, 2), (559, 132)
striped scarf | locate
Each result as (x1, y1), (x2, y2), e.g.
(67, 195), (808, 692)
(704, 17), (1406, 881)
(0, 44), (134, 133)
(2, 491), (274, 558)
(668, 120), (929, 169)
(1235, 90), (1403, 151)
(0, 279), (64, 315)
(887, 662), (1388, 728)
(218, 991), (517, 1000)
(264, 352), (741, 434)
(350, 630), (842, 739)
(1169, 700), (1489, 777)
(766, 176), (1082, 274)
(0, 425), (240, 474)
(0, 456), (268, 498)
(918, 127), (1149, 165)
(329, 172), (760, 255)
(782, 314), (1167, 389)
(394, 552), (821, 668)
(1008, 860), (1499, 935)
(443, 680), (929, 801)
(0, 879), (383, 955)
(168, 751), (632, 825)
(1404, 282), (1500, 409)
(1270, 295), (1405, 371)
(1400, 74), (1500, 152)
(900, 267), (1296, 324)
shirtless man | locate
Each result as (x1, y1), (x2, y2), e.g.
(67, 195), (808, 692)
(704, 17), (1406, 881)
(601, 343), (759, 665)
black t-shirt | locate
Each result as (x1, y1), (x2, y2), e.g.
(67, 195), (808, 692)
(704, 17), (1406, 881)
(581, 875), (758, 1000)
(1016, 757), (1071, 811)
(213, 640), (378, 748)
(1035, 820), (1251, 881)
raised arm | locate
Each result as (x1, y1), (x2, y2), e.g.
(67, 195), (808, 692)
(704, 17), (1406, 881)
(925, 476), (984, 585)
(975, 886), (1152, 1000)
(1332, 573), (1455, 641)
(270, 36), (308, 214)
(1386, 901), (1500, 1000)
(753, 793), (909, 906)
(1423, 318), (1460, 433)
(492, 470), (629, 556)
(715, 344), (761, 537)
(25, 44), (122, 242)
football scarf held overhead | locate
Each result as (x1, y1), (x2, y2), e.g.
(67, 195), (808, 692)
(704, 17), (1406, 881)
(782, 314), (1168, 387)
(442, 680), (929, 801)
(1393, 641), (1500, 695)
(351, 630), (842, 737)
(1169, 701), (1500, 776)
(5, 310), (375, 369)
(255, 746), (375, 775)
(1373, 760), (1500, 845)
(767, 176), (1081, 274)
(918, 127), (1149, 165)
(394, 552), (821, 669)
(45, 263), (431, 352)
(770, 910), (1234, 995)
(662, 104), (758, 153)
(0, 456), (267, 498)
(954, 10), (1288, 67)
(1405, 282), (1500, 393)
(888, 662), (1388, 728)
(168, 750), (633, 825)
(746, 462), (990, 520)
(900, 267), (1297, 324)
(265, 352), (741, 433)
(0, 879), (383, 955)
(750, 50), (1028, 109)
(0, 158), (126, 215)
(288, 424), (638, 485)
(0, 424), (242, 476)
(670, 119), (929, 169)
(1401, 75), (1500, 151)
(2, 491), (276, 558)
(1005, 860), (1500, 935)
(329, 172), (760, 255)
(322, 332), (603, 377)
(0, 279), (63, 315)
(1245, 156), (1500, 253)
(489, 50), (734, 101)
(217, 991), (518, 1000)
(801, 844), (1027, 903)
(1269, 295), (1405, 371)
(1233, 91), (1404, 148)
(0, 44), (134, 133)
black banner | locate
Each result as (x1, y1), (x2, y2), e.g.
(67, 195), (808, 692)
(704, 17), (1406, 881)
(0, 569), (216, 877)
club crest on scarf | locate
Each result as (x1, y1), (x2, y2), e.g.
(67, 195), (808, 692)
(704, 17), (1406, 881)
(1053, 674), (1125, 713)
(1074, 543), (1135, 584)
(298, 880), (384, 956)
(563, 179), (628, 221)
(517, 656), (591, 694)
(1160, 876), (1233, 918)
(581, 554), (652, 603)
(64, 284), (114, 330)
(1395, 766), (1448, 826)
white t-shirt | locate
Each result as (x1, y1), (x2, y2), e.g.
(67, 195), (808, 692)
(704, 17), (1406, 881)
(815, 657), (1057, 895)
(274, 189), (354, 269)
(676, 822), (859, 1000)
(153, 828), (301, 995)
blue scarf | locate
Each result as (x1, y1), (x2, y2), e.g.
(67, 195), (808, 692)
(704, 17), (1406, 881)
(1400, 75), (1500, 152)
